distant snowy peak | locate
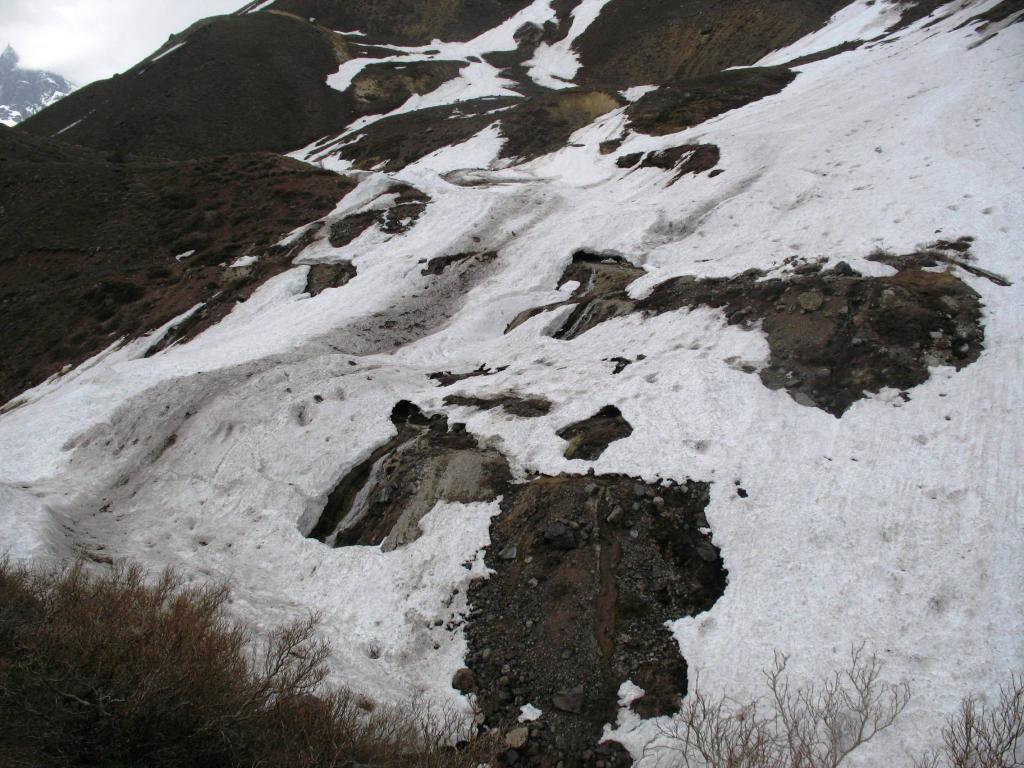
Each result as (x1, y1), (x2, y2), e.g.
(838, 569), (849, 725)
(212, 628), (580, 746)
(0, 46), (74, 127)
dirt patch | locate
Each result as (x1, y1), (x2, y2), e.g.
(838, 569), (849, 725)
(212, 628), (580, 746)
(330, 99), (513, 172)
(328, 185), (430, 247)
(783, 40), (864, 67)
(466, 473), (725, 767)
(305, 262), (357, 296)
(506, 252), (646, 336)
(429, 365), (510, 388)
(637, 254), (987, 416)
(308, 402), (513, 550)
(0, 128), (354, 403)
(574, 0), (848, 89)
(633, 143), (721, 183)
(510, 244), (991, 416)
(557, 406), (634, 461)
(626, 67), (795, 136)
(443, 393), (553, 418)
(423, 251), (498, 276)
(351, 60), (465, 115)
(498, 90), (623, 161)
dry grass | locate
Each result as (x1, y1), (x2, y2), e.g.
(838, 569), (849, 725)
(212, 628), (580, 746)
(648, 645), (911, 768)
(0, 558), (497, 768)
(914, 673), (1024, 768)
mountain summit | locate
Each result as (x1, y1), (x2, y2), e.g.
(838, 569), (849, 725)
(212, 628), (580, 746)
(0, 45), (74, 126)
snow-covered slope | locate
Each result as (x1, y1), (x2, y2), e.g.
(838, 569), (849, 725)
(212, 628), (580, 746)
(1, 0), (1022, 765)
(0, 46), (73, 126)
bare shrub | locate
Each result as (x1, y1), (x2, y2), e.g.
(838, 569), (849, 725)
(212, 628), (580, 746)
(650, 645), (911, 768)
(915, 673), (1024, 768)
(0, 558), (496, 768)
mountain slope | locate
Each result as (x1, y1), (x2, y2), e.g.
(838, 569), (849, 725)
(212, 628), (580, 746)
(0, 46), (73, 126)
(1, 1), (1022, 766)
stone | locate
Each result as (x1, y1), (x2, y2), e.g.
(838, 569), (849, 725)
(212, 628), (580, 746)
(506, 726), (530, 750)
(552, 686), (585, 714)
(797, 290), (825, 312)
(452, 667), (476, 693)
(542, 522), (577, 550)
(498, 544), (519, 561)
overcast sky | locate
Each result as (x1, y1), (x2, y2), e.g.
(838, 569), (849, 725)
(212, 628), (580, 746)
(1, 0), (247, 85)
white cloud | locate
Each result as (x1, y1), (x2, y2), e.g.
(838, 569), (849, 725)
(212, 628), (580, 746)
(0, 0), (247, 85)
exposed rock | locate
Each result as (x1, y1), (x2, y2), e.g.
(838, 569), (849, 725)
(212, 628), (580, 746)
(443, 392), (552, 418)
(557, 406), (634, 461)
(452, 667), (477, 694)
(305, 262), (356, 296)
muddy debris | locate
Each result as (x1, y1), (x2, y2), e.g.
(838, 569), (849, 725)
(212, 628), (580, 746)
(638, 143), (721, 182)
(467, 473), (726, 767)
(557, 406), (634, 461)
(305, 262), (356, 296)
(429, 364), (510, 388)
(443, 393), (552, 418)
(506, 251), (646, 336)
(512, 242), (991, 416)
(422, 251), (498, 276)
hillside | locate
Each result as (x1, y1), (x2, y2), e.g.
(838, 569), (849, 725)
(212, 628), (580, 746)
(1, 1), (1022, 766)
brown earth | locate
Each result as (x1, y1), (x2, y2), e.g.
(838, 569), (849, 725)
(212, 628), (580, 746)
(262, 0), (536, 46)
(305, 400), (726, 766)
(625, 67), (796, 136)
(0, 126), (354, 404)
(19, 13), (357, 160)
(443, 393), (553, 417)
(557, 405), (634, 460)
(573, 0), (849, 89)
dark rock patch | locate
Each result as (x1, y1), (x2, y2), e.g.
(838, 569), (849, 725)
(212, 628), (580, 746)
(573, 0), (848, 89)
(783, 40), (864, 67)
(636, 143), (721, 182)
(957, 0), (1024, 31)
(422, 251), (498, 276)
(557, 405), (634, 460)
(328, 184), (430, 247)
(498, 90), (623, 161)
(307, 402), (512, 550)
(635, 254), (987, 416)
(506, 251), (646, 336)
(626, 67), (796, 136)
(331, 99), (513, 172)
(467, 473), (725, 766)
(443, 393), (552, 418)
(305, 262), (356, 296)
(429, 364), (510, 388)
